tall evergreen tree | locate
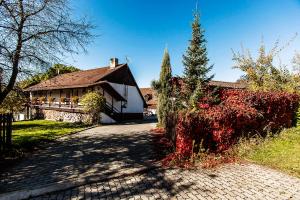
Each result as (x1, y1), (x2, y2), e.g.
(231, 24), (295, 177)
(182, 11), (214, 106)
(151, 48), (172, 127)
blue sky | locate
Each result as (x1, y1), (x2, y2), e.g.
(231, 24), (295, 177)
(67, 0), (300, 87)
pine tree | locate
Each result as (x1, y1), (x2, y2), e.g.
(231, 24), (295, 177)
(182, 11), (214, 106)
(151, 48), (172, 127)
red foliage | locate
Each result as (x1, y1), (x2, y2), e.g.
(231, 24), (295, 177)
(161, 152), (194, 168)
(199, 103), (210, 109)
(175, 89), (299, 155)
(150, 127), (175, 164)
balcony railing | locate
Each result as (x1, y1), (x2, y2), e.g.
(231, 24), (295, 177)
(31, 98), (123, 121)
(30, 98), (83, 110)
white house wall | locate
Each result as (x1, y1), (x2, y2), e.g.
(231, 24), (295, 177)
(109, 82), (144, 113)
(93, 86), (122, 112)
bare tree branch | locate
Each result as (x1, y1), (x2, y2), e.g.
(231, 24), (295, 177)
(2, 1), (19, 25)
(0, 0), (94, 105)
(24, 0), (49, 18)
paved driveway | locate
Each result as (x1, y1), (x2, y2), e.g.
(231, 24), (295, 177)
(1, 122), (300, 200)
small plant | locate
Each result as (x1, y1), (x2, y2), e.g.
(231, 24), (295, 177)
(295, 106), (300, 127)
(31, 97), (38, 104)
(71, 96), (79, 105)
(60, 97), (66, 103)
(40, 96), (46, 104)
(48, 97), (55, 105)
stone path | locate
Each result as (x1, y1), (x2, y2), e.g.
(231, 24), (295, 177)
(30, 164), (300, 200)
(1, 122), (300, 200)
(0, 122), (158, 196)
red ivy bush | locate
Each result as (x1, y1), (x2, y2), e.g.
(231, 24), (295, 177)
(175, 89), (299, 155)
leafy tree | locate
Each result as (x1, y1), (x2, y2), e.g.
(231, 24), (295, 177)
(232, 41), (299, 93)
(182, 11), (214, 107)
(20, 64), (80, 88)
(81, 92), (106, 124)
(0, 87), (28, 114)
(151, 48), (172, 127)
(293, 52), (300, 75)
(0, 0), (94, 105)
(43, 64), (80, 80)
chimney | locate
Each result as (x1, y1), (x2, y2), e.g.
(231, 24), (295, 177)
(110, 58), (118, 69)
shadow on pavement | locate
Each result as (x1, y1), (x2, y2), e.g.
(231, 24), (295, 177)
(0, 122), (193, 199)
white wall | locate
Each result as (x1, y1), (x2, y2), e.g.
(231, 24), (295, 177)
(109, 82), (144, 113)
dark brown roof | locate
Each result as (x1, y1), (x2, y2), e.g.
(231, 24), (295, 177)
(140, 88), (154, 96)
(140, 87), (157, 109)
(171, 77), (247, 90)
(25, 64), (126, 91)
(208, 81), (247, 89)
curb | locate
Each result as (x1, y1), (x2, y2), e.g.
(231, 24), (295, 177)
(56, 124), (99, 139)
(0, 164), (160, 200)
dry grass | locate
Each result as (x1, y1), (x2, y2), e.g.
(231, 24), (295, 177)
(234, 128), (300, 178)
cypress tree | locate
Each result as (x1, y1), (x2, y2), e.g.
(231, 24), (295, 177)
(152, 48), (172, 127)
(182, 11), (214, 106)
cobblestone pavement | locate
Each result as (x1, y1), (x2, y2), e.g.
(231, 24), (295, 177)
(0, 122), (158, 194)
(30, 163), (300, 200)
(1, 122), (300, 200)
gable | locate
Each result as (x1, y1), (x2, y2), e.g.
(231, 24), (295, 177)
(103, 64), (147, 107)
(103, 65), (136, 86)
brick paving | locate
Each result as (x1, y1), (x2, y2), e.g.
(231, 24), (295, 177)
(30, 164), (300, 200)
(0, 122), (158, 194)
(1, 122), (300, 199)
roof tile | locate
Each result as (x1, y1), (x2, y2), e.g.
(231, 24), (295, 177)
(25, 64), (125, 91)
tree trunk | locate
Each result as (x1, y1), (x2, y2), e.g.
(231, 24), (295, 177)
(0, 1), (25, 105)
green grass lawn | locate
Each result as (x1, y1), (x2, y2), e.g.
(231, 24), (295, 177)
(236, 127), (300, 178)
(12, 120), (89, 150)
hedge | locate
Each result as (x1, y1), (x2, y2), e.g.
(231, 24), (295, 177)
(175, 89), (299, 157)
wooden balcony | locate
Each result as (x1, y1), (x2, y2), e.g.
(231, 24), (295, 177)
(30, 98), (84, 113)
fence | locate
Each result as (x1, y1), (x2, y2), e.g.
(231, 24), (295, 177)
(0, 113), (13, 153)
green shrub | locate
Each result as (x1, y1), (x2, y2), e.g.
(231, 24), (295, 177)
(295, 106), (300, 127)
(81, 91), (106, 124)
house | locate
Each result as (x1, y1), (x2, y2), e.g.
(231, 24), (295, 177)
(24, 58), (147, 123)
(140, 80), (246, 115)
(172, 77), (247, 90)
(208, 80), (247, 89)
(140, 88), (157, 115)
